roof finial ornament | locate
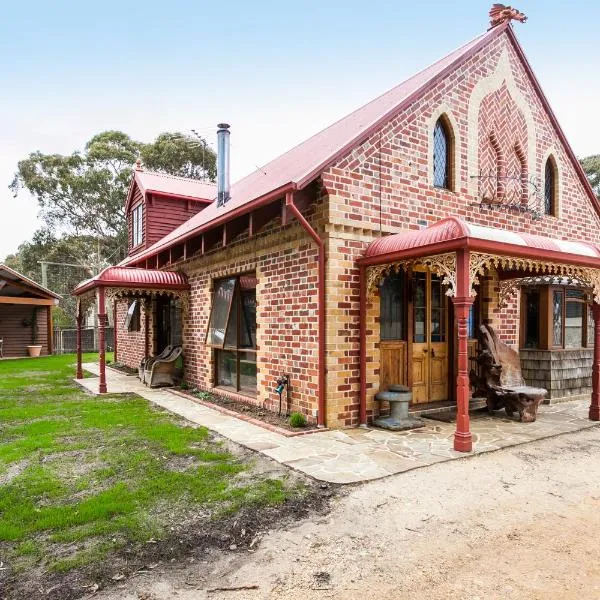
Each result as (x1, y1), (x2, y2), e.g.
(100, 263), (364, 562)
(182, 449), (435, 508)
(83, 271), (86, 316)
(489, 4), (527, 29)
(134, 158), (143, 171)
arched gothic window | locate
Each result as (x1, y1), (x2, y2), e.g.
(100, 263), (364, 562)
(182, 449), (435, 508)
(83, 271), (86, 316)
(433, 117), (453, 190)
(544, 156), (558, 216)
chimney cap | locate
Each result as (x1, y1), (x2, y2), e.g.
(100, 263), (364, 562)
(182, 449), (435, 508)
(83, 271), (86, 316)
(217, 123), (230, 130)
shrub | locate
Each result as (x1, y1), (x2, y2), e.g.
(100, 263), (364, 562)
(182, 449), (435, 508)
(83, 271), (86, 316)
(288, 412), (307, 428)
(180, 381), (190, 391)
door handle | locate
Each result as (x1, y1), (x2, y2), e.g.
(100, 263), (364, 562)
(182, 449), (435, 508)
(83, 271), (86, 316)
(431, 348), (436, 358)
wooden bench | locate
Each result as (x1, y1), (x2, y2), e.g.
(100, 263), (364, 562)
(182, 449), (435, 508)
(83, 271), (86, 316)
(470, 324), (547, 422)
(138, 345), (173, 381)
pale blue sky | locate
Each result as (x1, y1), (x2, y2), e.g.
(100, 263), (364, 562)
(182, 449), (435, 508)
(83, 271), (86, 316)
(1, 1), (598, 258)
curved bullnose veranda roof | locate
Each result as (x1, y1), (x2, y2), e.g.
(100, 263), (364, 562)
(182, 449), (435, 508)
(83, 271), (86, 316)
(361, 217), (600, 269)
(73, 266), (190, 296)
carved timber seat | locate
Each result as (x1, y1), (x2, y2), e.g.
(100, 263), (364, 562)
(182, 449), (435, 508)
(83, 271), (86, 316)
(470, 324), (547, 422)
(144, 346), (183, 388)
(139, 345), (174, 381)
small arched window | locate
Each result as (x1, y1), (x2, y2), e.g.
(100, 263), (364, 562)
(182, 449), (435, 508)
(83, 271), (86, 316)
(433, 117), (453, 190)
(544, 156), (558, 216)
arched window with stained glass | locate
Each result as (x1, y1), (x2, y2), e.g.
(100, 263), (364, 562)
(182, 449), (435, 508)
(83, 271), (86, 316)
(544, 156), (558, 216)
(433, 116), (454, 190)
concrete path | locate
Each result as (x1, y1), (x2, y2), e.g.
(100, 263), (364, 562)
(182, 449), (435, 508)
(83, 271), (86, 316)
(78, 363), (599, 484)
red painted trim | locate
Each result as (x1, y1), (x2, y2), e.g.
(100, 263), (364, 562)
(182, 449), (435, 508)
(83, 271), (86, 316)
(590, 303), (600, 420)
(504, 27), (600, 218)
(147, 191), (213, 204)
(124, 182), (297, 268)
(285, 191), (326, 428)
(295, 25), (508, 190)
(97, 287), (107, 394)
(359, 264), (367, 425)
(359, 233), (600, 272)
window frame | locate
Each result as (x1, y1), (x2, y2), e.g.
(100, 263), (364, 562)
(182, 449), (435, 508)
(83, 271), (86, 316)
(432, 116), (454, 191)
(520, 285), (592, 350)
(544, 156), (558, 217)
(125, 299), (141, 332)
(131, 203), (144, 248)
(206, 273), (257, 396)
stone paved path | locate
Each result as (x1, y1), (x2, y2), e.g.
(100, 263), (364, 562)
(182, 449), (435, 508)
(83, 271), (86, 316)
(78, 363), (599, 484)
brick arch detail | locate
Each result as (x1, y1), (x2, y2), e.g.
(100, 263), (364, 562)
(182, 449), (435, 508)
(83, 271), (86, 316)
(467, 47), (535, 197)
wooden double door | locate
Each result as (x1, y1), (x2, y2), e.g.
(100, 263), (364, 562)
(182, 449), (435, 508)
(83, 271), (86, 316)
(411, 270), (449, 404)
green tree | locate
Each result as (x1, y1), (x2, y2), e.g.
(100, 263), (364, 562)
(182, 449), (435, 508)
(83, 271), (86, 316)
(8, 130), (215, 324)
(581, 155), (600, 199)
(10, 130), (215, 247)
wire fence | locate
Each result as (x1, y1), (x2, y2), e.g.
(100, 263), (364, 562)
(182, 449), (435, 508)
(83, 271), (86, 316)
(53, 327), (114, 354)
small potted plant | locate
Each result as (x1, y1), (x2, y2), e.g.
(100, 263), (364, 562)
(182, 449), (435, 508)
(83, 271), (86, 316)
(25, 308), (43, 357)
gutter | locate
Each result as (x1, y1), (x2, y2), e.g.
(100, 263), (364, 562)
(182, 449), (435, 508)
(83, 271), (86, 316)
(285, 190), (326, 428)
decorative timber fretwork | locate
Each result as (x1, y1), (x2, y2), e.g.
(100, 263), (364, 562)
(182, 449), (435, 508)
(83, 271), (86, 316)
(469, 252), (600, 303)
(367, 253), (457, 296)
(104, 287), (190, 317)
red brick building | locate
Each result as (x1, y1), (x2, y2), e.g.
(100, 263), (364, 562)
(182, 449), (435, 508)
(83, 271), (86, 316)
(75, 14), (600, 451)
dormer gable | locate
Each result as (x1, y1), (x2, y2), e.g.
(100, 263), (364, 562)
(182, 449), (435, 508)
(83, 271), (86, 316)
(125, 166), (216, 256)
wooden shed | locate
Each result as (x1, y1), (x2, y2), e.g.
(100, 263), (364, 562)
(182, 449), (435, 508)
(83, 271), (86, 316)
(0, 264), (60, 358)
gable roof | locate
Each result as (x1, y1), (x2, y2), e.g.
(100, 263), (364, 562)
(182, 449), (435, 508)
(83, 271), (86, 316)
(122, 22), (598, 267)
(125, 170), (216, 213)
(0, 264), (61, 300)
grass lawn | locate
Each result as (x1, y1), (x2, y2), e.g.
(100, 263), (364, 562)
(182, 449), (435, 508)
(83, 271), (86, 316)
(0, 354), (303, 595)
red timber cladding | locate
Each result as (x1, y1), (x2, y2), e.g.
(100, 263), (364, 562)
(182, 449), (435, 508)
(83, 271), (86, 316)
(115, 300), (152, 368)
(321, 30), (600, 426)
(145, 194), (206, 248)
(0, 305), (50, 357)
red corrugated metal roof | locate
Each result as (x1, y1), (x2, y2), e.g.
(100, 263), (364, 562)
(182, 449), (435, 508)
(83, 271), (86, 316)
(120, 26), (503, 267)
(135, 170), (216, 202)
(74, 267), (189, 295)
(363, 217), (600, 265)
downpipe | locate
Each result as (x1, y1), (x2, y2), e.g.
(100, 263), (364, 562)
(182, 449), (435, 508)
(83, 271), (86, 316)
(285, 191), (326, 428)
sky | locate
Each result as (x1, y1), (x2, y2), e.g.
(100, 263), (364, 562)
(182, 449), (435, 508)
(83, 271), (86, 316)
(0, 0), (598, 260)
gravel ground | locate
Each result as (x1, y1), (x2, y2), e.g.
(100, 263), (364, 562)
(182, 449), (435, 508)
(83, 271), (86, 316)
(90, 426), (600, 600)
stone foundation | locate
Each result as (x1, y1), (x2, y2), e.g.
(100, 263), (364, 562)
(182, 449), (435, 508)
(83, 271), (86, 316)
(520, 348), (593, 400)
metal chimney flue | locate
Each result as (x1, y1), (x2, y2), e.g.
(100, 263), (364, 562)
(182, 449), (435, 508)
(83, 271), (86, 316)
(216, 123), (230, 207)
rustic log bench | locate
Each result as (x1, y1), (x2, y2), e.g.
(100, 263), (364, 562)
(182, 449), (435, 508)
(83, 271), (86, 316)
(470, 324), (547, 422)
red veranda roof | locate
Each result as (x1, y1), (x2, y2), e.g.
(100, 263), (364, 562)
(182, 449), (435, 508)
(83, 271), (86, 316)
(362, 217), (600, 268)
(74, 267), (190, 296)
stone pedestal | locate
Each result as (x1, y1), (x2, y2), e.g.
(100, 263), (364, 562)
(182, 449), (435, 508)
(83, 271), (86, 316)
(373, 385), (425, 431)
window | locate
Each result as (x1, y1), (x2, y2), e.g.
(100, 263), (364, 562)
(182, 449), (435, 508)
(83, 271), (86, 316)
(206, 274), (257, 394)
(522, 285), (592, 349)
(131, 204), (144, 247)
(380, 272), (405, 340)
(433, 117), (453, 189)
(125, 299), (141, 332)
(544, 157), (557, 216)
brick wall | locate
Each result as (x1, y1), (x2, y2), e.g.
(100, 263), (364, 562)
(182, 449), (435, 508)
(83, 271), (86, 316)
(320, 30), (600, 426)
(115, 299), (152, 369)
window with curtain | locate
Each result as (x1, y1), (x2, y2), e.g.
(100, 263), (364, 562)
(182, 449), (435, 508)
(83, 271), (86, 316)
(433, 117), (453, 189)
(206, 274), (257, 394)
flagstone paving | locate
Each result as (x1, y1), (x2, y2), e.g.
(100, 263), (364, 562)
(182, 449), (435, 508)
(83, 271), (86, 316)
(78, 363), (599, 484)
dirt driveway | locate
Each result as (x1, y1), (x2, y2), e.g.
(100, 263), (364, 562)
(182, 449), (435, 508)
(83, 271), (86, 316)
(92, 427), (600, 600)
